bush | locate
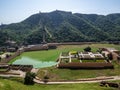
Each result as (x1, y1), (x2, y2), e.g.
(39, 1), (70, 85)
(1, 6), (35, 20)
(44, 76), (49, 79)
(84, 46), (91, 52)
(24, 72), (36, 85)
(15, 46), (19, 51)
(48, 45), (57, 49)
(43, 75), (49, 83)
(6, 54), (10, 58)
(107, 53), (113, 60)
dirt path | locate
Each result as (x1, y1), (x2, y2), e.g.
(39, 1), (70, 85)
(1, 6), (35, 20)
(34, 76), (120, 84)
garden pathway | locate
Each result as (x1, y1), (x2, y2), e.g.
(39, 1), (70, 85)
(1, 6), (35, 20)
(34, 76), (120, 84)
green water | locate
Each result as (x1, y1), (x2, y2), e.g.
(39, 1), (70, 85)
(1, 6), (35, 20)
(12, 56), (58, 68)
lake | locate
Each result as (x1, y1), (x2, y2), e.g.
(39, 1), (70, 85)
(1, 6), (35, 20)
(12, 56), (58, 68)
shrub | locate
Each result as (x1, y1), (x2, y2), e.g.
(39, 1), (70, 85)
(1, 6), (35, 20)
(43, 75), (49, 83)
(6, 54), (10, 58)
(107, 53), (113, 60)
(24, 72), (36, 85)
(84, 46), (91, 52)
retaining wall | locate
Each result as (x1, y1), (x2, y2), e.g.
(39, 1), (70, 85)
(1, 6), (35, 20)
(58, 62), (114, 69)
(0, 44), (51, 63)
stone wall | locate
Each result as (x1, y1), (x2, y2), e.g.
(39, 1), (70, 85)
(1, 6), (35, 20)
(58, 62), (114, 69)
(0, 44), (50, 63)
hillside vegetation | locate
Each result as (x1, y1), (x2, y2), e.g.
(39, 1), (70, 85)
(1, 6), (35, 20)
(0, 10), (120, 45)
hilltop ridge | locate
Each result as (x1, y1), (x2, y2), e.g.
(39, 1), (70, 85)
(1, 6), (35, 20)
(0, 10), (120, 45)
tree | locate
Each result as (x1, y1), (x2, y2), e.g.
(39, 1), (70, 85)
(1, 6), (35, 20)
(84, 46), (91, 52)
(24, 72), (36, 85)
(0, 31), (8, 46)
(6, 54), (10, 58)
(15, 46), (19, 51)
(105, 56), (110, 62)
(43, 75), (49, 83)
(0, 57), (1, 62)
(107, 53), (113, 60)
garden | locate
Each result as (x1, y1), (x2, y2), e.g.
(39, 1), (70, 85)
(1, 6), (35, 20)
(0, 44), (120, 90)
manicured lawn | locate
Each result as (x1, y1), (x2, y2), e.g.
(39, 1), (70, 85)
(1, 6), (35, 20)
(71, 59), (80, 62)
(37, 61), (120, 80)
(81, 60), (105, 63)
(96, 60), (106, 62)
(82, 60), (96, 62)
(0, 78), (116, 90)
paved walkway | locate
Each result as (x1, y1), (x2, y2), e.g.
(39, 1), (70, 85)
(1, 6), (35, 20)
(0, 68), (39, 78)
(34, 76), (120, 84)
(1, 70), (120, 85)
(0, 70), (26, 78)
(31, 68), (39, 74)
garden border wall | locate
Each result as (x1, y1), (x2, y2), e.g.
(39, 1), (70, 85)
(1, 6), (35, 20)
(58, 62), (114, 69)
